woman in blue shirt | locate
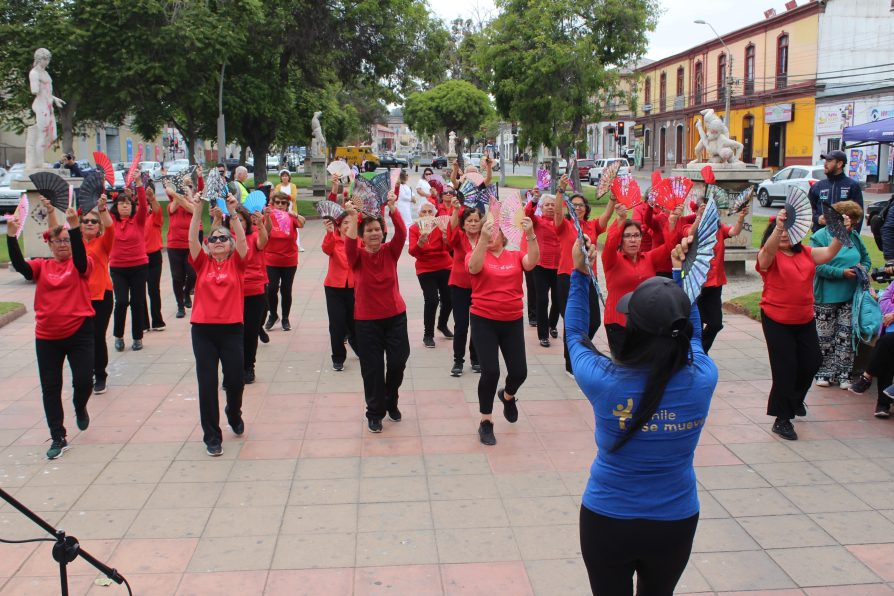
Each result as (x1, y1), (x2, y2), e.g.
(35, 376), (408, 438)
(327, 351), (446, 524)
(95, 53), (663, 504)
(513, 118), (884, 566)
(567, 237), (718, 596)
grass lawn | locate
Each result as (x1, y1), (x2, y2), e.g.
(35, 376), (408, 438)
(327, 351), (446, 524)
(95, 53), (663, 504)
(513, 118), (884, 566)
(0, 301), (23, 316)
(246, 172), (311, 188)
(501, 175), (609, 204)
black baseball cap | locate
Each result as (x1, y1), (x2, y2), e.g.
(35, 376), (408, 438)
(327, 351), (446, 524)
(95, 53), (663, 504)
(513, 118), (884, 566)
(820, 150), (847, 163)
(617, 277), (691, 337)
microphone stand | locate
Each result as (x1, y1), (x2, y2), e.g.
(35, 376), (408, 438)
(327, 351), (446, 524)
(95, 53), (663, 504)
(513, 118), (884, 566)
(0, 488), (128, 596)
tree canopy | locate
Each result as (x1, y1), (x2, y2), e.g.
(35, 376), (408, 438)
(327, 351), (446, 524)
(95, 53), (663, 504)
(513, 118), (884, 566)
(403, 80), (493, 153)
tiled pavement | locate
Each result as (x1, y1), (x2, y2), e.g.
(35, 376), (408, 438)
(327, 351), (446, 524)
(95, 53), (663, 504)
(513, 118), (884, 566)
(2, 220), (894, 595)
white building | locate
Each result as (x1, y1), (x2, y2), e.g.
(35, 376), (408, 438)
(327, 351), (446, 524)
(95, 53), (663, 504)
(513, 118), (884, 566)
(812, 0), (894, 186)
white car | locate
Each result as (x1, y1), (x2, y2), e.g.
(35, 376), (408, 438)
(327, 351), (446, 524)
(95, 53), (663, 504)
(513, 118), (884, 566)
(165, 159), (191, 175)
(465, 152), (484, 167)
(756, 165), (824, 207)
(139, 161), (162, 180)
(588, 158), (630, 185)
(267, 155), (281, 170)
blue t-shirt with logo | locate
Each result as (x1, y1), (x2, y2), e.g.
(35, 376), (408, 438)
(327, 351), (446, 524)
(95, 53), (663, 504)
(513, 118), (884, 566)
(566, 271), (718, 520)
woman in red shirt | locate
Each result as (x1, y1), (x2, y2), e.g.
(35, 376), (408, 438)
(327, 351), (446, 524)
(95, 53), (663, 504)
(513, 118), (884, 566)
(264, 191), (305, 331)
(447, 194), (482, 377)
(601, 204), (676, 356)
(109, 180), (149, 351)
(188, 193), (248, 457)
(466, 214), (539, 445)
(757, 210), (845, 441)
(7, 208), (94, 460)
(410, 200), (454, 348)
(343, 193), (409, 433)
(166, 182), (198, 319)
(322, 214), (357, 371)
(142, 184), (166, 332)
(80, 196), (115, 394)
(525, 193), (561, 346)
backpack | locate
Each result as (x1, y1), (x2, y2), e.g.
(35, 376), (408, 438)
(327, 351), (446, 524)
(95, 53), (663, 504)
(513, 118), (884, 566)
(852, 266), (883, 348)
(870, 197), (894, 252)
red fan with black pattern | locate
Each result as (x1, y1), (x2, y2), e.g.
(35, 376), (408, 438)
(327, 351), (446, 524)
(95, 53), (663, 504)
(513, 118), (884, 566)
(653, 176), (693, 212)
(610, 175), (642, 209)
(92, 151), (115, 186)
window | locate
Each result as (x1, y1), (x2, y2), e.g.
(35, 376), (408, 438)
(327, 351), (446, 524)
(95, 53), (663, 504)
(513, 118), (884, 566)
(676, 66), (684, 97)
(694, 62), (703, 105)
(717, 53), (727, 101)
(776, 34), (789, 89)
(659, 72), (667, 112)
(827, 138), (841, 153)
(744, 44), (755, 95)
(644, 77), (652, 109)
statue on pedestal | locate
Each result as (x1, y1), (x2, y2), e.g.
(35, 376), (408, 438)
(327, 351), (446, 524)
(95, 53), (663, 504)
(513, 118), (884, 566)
(688, 109), (744, 167)
(311, 111), (327, 159)
(447, 131), (457, 157)
(25, 48), (65, 169)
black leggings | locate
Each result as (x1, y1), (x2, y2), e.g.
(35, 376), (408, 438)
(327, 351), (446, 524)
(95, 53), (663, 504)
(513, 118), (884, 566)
(418, 269), (452, 337)
(533, 265), (559, 340)
(450, 286), (478, 366)
(697, 285), (724, 352)
(866, 333), (894, 410)
(761, 310), (822, 420)
(355, 313), (410, 420)
(557, 274), (601, 373)
(325, 286), (356, 366)
(110, 264), (148, 340)
(91, 290), (113, 382)
(266, 265), (298, 320)
(167, 248), (196, 309)
(470, 314), (527, 415)
(243, 293), (267, 371)
(143, 250), (165, 329)
(524, 269), (537, 322)
(35, 318), (94, 440)
(580, 505), (699, 596)
(191, 323), (244, 447)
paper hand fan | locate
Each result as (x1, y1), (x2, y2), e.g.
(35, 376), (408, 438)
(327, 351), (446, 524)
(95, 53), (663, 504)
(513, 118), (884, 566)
(243, 190), (268, 214)
(596, 161), (621, 198)
(77, 170), (105, 214)
(161, 171), (189, 194)
(728, 187), (754, 215)
(646, 171), (662, 207)
(687, 182), (706, 207)
(427, 174), (446, 188)
(655, 176), (693, 212)
(700, 165), (716, 185)
(681, 198), (720, 303)
(29, 172), (70, 211)
(353, 175), (383, 215)
(434, 215), (450, 232)
(705, 185), (729, 210)
(459, 179), (487, 211)
(269, 208), (291, 234)
(416, 216), (435, 235)
(327, 160), (352, 179)
(4, 194), (28, 238)
(610, 175), (641, 209)
(497, 191), (524, 248)
(368, 172), (392, 202)
(783, 186), (812, 245)
(215, 197), (228, 214)
(92, 151), (115, 186)
(536, 168), (551, 190)
(124, 148), (142, 188)
(822, 203), (853, 248)
(487, 198), (501, 229)
(464, 171), (485, 187)
(202, 169), (228, 202)
(315, 200), (346, 221)
(389, 167), (401, 190)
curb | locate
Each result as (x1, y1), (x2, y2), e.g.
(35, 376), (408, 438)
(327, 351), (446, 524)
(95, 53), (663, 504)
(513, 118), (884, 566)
(722, 300), (760, 322)
(0, 304), (26, 329)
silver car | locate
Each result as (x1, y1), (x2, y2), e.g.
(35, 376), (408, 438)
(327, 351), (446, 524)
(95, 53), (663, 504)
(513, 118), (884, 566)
(588, 158), (630, 185)
(756, 166), (824, 207)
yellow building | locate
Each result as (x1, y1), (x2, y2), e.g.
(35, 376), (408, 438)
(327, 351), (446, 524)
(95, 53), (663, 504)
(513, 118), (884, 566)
(633, 1), (821, 171)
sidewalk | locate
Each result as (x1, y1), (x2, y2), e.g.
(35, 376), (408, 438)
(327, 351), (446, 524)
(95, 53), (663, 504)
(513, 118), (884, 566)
(1, 220), (894, 595)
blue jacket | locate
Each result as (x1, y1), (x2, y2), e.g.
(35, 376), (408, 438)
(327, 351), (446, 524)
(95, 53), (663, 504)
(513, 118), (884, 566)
(808, 171), (863, 232)
(566, 271), (718, 521)
(809, 228), (871, 304)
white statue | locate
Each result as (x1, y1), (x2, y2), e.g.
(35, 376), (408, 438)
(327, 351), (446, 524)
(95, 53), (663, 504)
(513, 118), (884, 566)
(311, 111), (326, 158)
(447, 131), (457, 156)
(688, 109), (744, 167)
(25, 48), (65, 169)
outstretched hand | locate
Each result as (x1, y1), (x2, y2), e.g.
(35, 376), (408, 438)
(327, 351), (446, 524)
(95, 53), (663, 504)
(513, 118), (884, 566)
(572, 234), (596, 274)
(65, 207), (79, 229)
(671, 236), (693, 269)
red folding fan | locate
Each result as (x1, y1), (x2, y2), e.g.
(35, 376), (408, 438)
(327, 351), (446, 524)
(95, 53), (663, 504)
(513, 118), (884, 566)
(654, 176), (693, 211)
(610, 175), (642, 209)
(92, 151), (115, 186)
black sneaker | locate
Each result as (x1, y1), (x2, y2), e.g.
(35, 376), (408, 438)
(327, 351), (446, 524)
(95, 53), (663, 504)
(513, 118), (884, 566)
(176, 308), (186, 319)
(850, 375), (872, 394)
(772, 418), (798, 441)
(498, 388), (519, 423)
(258, 328), (270, 344)
(874, 406), (890, 419)
(225, 406), (244, 435)
(438, 325), (454, 338)
(282, 319), (291, 331)
(75, 408), (90, 431)
(451, 362), (463, 377)
(471, 363), (481, 373)
(244, 368), (255, 384)
(206, 442), (223, 457)
(332, 362), (344, 372)
(184, 295), (192, 309)
(478, 420), (496, 445)
(423, 336), (436, 348)
(264, 315), (278, 331)
(152, 323), (166, 332)
(114, 338), (125, 352)
(46, 437), (69, 460)
(539, 338), (550, 347)
(93, 378), (107, 394)
(132, 339), (143, 351)
(796, 402), (807, 417)
(387, 407), (402, 422)
(549, 327), (558, 339)
(367, 418), (383, 433)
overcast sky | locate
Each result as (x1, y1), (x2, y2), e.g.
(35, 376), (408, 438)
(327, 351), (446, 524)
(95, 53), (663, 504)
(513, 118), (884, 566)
(429, 0), (784, 61)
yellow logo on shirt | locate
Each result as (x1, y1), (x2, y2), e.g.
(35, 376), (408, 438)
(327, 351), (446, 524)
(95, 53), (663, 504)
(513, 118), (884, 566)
(612, 399), (634, 430)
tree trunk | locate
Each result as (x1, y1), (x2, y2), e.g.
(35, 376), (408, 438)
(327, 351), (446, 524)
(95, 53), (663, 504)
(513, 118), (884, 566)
(238, 145), (247, 166)
(251, 143), (268, 185)
(59, 98), (78, 155)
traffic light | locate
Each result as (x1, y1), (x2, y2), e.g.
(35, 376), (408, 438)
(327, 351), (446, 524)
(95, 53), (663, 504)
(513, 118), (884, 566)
(617, 122), (625, 136)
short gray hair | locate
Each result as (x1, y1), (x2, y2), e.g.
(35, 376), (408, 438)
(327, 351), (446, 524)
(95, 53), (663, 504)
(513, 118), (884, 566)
(234, 166), (248, 179)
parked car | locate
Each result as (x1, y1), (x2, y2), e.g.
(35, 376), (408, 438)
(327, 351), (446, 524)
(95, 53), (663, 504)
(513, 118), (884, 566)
(0, 180), (19, 214)
(165, 159), (191, 175)
(624, 148), (636, 162)
(431, 155), (448, 168)
(588, 158), (630, 186)
(576, 159), (596, 180)
(756, 165), (824, 207)
(223, 158), (254, 177)
(53, 159), (95, 175)
(267, 155), (282, 170)
(465, 153), (484, 168)
(139, 161), (163, 180)
(378, 153), (408, 169)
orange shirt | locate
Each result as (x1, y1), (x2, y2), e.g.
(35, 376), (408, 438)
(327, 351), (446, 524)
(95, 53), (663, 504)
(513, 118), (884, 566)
(85, 228), (115, 300)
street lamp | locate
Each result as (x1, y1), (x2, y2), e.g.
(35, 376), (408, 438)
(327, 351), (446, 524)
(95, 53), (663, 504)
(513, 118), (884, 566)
(217, 63), (226, 164)
(695, 19), (733, 126)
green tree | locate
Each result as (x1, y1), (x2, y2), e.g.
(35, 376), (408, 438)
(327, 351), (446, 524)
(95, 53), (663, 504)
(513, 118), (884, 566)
(403, 80), (493, 157)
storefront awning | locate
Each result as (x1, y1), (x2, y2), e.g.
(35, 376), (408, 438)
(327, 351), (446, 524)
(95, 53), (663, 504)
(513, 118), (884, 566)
(843, 117), (894, 147)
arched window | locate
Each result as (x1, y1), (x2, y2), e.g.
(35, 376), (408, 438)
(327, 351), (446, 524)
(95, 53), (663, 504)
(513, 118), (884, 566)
(644, 77), (652, 108)
(744, 44), (755, 95)
(694, 61), (703, 105)
(776, 34), (789, 89)
(717, 53), (727, 101)
(659, 72), (667, 112)
(676, 66), (684, 97)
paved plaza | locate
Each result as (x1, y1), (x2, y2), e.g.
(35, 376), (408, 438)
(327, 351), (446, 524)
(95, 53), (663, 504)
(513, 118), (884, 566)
(1, 220), (894, 595)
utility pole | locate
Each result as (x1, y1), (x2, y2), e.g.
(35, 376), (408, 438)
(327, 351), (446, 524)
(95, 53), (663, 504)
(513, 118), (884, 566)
(217, 63), (226, 163)
(499, 122), (506, 187)
(695, 20), (733, 126)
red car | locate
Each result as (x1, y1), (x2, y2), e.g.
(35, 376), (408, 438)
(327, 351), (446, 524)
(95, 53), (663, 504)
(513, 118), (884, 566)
(576, 159), (595, 180)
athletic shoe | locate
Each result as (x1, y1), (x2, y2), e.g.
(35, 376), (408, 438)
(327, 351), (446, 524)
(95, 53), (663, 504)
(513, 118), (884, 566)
(815, 378), (831, 388)
(874, 406), (890, 419)
(206, 442), (223, 457)
(299, 246), (306, 252)
(264, 315), (278, 331)
(796, 402), (807, 417)
(184, 295), (192, 308)
(437, 325), (454, 338)
(772, 418), (798, 441)
(549, 327), (558, 339)
(93, 378), (107, 394)
(75, 408), (90, 431)
(387, 407), (402, 422)
(478, 420), (496, 446)
(838, 379), (852, 390)
(132, 339), (143, 351)
(244, 368), (255, 384)
(884, 384), (894, 400)
(423, 336), (436, 348)
(497, 388), (519, 423)
(850, 375), (872, 394)
(176, 308), (186, 319)
(451, 362), (463, 377)
(152, 324), (166, 332)
(46, 437), (69, 460)
(332, 362), (344, 371)
(225, 406), (244, 435)
(282, 319), (291, 331)
(258, 328), (270, 344)
(114, 338), (125, 352)
(471, 363), (481, 374)
(539, 338), (550, 347)
(367, 418), (383, 433)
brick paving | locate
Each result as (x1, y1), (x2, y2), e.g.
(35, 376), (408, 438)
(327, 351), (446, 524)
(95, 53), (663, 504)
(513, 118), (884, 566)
(1, 220), (894, 595)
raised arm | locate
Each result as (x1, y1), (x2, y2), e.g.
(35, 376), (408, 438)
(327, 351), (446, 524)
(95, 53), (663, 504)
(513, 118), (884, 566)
(520, 217), (539, 271)
(5, 220), (32, 280)
(41, 197), (59, 229)
(757, 210), (786, 271)
(729, 210), (746, 237)
(135, 183), (148, 224)
(343, 201), (360, 266)
(225, 196), (247, 259)
(188, 192), (204, 260)
(596, 196), (617, 231)
(567, 239), (611, 398)
(252, 212), (269, 249)
(66, 208), (88, 275)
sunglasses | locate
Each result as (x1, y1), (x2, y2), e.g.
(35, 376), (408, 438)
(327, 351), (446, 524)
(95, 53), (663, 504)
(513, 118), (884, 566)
(207, 236), (229, 244)
(81, 219), (100, 224)
(273, 200), (289, 206)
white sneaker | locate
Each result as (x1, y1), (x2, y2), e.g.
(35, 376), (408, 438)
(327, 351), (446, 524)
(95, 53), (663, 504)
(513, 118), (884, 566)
(298, 246), (306, 252)
(815, 378), (831, 387)
(839, 381), (851, 390)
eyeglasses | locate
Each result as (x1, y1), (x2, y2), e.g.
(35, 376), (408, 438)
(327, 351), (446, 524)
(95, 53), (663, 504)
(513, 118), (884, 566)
(622, 233), (642, 239)
(273, 200), (289, 206)
(207, 236), (229, 244)
(50, 238), (71, 244)
(571, 203), (586, 209)
(81, 219), (100, 225)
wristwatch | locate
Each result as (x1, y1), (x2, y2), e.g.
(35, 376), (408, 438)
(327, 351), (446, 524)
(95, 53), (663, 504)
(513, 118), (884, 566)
(527, 234), (537, 241)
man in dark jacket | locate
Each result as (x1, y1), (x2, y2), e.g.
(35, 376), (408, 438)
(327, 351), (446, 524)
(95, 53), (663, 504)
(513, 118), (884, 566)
(808, 149), (863, 232)
(62, 153), (84, 178)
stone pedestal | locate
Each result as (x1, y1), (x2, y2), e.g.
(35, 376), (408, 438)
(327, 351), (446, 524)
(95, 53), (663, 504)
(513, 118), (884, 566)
(11, 168), (81, 258)
(309, 158), (327, 197)
(671, 165), (772, 277)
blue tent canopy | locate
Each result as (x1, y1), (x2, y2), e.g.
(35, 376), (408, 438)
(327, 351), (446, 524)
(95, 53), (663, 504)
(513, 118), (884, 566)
(843, 117), (894, 147)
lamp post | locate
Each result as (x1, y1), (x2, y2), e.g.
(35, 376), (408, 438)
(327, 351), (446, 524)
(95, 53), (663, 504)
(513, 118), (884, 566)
(695, 20), (733, 126)
(217, 63), (226, 164)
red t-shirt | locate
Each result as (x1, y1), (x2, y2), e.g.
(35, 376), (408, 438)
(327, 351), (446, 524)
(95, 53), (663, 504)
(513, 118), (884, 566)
(409, 224), (453, 274)
(243, 232), (267, 297)
(85, 228), (114, 300)
(758, 246), (815, 325)
(448, 225), (473, 289)
(322, 231), (354, 288)
(525, 202), (559, 269)
(144, 208), (164, 253)
(188, 250), (247, 324)
(30, 256), (95, 340)
(467, 249), (525, 321)
(345, 209), (407, 320)
(166, 203), (194, 249)
(556, 217), (605, 276)
(265, 211), (301, 268)
(109, 186), (149, 268)
(707, 225), (732, 287)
